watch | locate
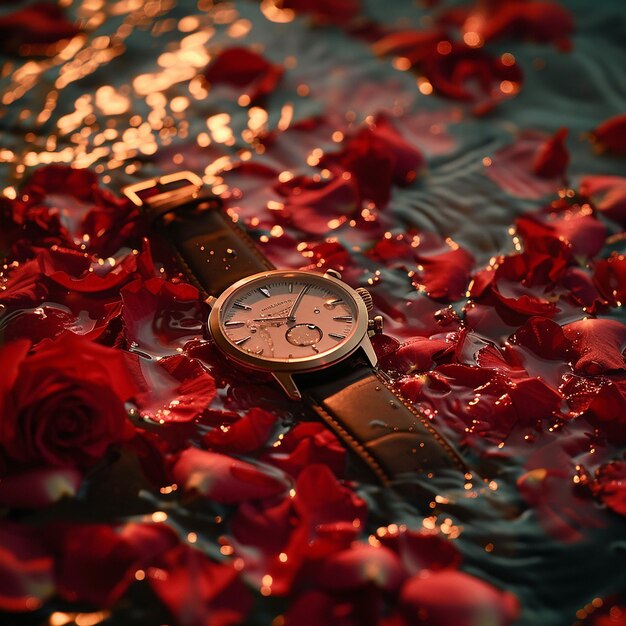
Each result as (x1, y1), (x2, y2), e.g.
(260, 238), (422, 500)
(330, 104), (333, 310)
(123, 171), (471, 487)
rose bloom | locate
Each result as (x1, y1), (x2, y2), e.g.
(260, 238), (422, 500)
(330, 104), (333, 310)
(0, 333), (137, 470)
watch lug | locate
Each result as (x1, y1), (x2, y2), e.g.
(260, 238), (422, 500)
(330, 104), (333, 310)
(272, 372), (302, 400)
(205, 295), (217, 308)
(360, 335), (378, 367)
(324, 269), (342, 281)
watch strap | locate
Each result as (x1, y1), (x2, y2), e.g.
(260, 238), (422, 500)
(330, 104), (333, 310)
(123, 172), (273, 296)
(295, 355), (470, 485)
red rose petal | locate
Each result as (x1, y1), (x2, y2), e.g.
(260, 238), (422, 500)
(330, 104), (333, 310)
(149, 544), (252, 626)
(281, 0), (360, 25)
(0, 522), (54, 612)
(580, 175), (626, 225)
(314, 544), (406, 592)
(590, 113), (626, 156)
(465, 1), (573, 49)
(121, 277), (203, 358)
(592, 461), (626, 517)
(563, 318), (626, 375)
(532, 128), (569, 179)
(400, 570), (520, 626)
(413, 243), (475, 301)
(204, 407), (277, 454)
(0, 2), (80, 53)
(509, 316), (572, 361)
(204, 47), (284, 105)
(0, 467), (82, 509)
(380, 336), (452, 375)
(0, 258), (47, 305)
(593, 253), (626, 308)
(379, 529), (462, 575)
(264, 421), (346, 478)
(485, 132), (565, 199)
(173, 447), (290, 503)
(56, 524), (141, 606)
(131, 353), (217, 423)
(277, 176), (358, 235)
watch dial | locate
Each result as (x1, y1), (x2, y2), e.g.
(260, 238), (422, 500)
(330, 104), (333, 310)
(218, 273), (359, 362)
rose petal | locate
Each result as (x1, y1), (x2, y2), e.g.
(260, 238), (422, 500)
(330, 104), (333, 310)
(485, 132), (563, 199)
(204, 47), (284, 105)
(204, 407), (277, 454)
(0, 2), (80, 53)
(0, 522), (54, 612)
(276, 176), (358, 235)
(413, 243), (475, 301)
(0, 467), (82, 509)
(264, 422), (346, 478)
(380, 529), (462, 575)
(132, 353), (217, 423)
(590, 113), (626, 156)
(400, 570), (520, 626)
(173, 447), (290, 503)
(149, 544), (252, 626)
(465, 1), (573, 49)
(532, 128), (569, 179)
(122, 277), (203, 358)
(563, 318), (626, 375)
(593, 253), (626, 308)
(314, 544), (406, 592)
(580, 175), (626, 225)
(592, 461), (626, 517)
(380, 336), (452, 375)
(281, 0), (360, 25)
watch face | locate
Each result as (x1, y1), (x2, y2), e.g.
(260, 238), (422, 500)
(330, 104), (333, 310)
(208, 270), (368, 371)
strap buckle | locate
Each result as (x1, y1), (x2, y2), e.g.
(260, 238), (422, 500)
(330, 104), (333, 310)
(122, 171), (205, 215)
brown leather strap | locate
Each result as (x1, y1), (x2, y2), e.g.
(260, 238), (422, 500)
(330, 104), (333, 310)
(123, 171), (274, 296)
(153, 194), (273, 296)
(295, 355), (470, 485)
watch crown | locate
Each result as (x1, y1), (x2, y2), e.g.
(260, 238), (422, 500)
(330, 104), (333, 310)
(355, 287), (373, 312)
(367, 315), (384, 335)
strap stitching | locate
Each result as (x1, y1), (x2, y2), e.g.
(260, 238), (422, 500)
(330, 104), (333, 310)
(307, 399), (392, 486)
(375, 370), (471, 475)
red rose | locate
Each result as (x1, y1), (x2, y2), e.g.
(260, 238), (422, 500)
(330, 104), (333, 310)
(0, 333), (138, 469)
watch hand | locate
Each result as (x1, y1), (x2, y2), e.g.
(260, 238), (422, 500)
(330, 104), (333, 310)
(287, 285), (309, 321)
(252, 316), (291, 322)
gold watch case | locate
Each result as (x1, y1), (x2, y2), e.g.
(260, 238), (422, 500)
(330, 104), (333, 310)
(207, 269), (377, 399)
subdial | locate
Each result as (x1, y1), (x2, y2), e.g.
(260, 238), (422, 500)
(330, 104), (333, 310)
(286, 323), (323, 346)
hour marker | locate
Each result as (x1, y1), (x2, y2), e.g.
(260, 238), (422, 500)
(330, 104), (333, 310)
(329, 333), (346, 340)
(333, 316), (353, 322)
(234, 302), (251, 310)
(328, 298), (342, 305)
(259, 287), (271, 298)
(225, 321), (244, 327)
(288, 283), (293, 293)
(235, 336), (251, 345)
